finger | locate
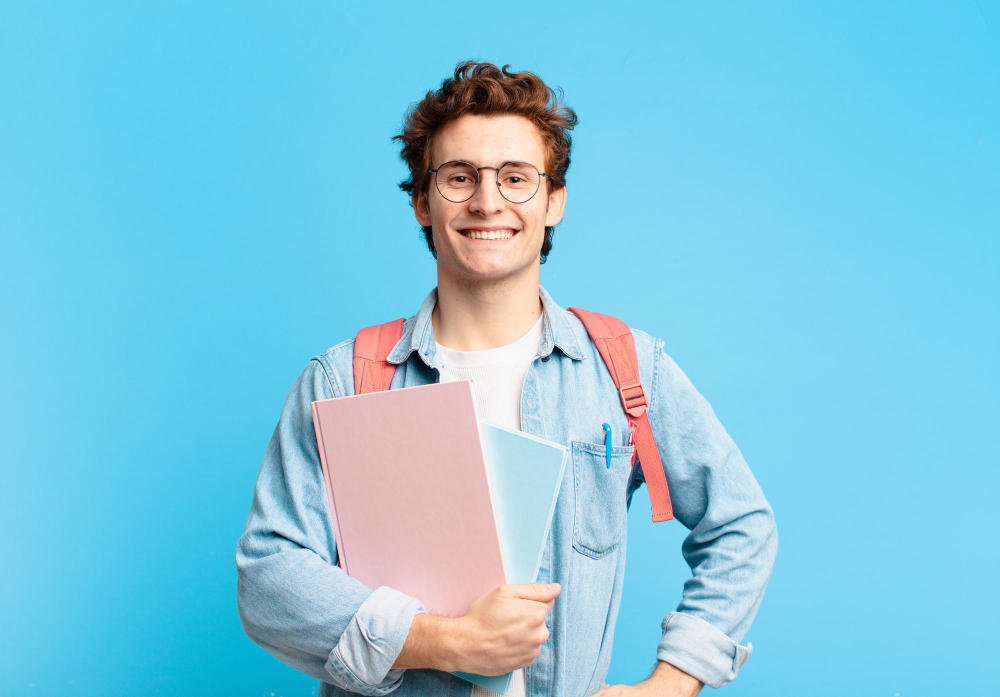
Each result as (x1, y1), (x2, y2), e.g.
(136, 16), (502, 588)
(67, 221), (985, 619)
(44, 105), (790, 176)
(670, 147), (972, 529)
(508, 582), (560, 601)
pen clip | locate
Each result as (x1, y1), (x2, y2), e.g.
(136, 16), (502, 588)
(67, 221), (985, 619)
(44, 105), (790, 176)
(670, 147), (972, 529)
(602, 423), (612, 469)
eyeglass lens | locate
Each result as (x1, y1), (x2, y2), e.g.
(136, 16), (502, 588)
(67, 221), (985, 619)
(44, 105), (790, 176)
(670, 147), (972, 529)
(435, 162), (541, 203)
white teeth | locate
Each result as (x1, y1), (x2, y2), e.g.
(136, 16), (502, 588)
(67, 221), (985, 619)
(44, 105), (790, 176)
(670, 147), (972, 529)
(463, 229), (516, 240)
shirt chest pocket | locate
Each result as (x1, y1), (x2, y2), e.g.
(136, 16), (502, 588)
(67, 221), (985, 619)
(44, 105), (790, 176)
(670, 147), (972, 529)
(571, 440), (636, 559)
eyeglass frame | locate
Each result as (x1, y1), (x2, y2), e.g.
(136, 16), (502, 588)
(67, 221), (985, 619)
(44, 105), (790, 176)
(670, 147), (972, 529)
(426, 160), (550, 204)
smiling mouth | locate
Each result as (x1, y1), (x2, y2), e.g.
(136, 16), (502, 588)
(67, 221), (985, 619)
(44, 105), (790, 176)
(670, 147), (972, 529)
(459, 228), (519, 241)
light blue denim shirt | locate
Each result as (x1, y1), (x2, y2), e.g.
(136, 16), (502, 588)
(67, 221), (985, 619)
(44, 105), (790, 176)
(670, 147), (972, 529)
(236, 284), (777, 696)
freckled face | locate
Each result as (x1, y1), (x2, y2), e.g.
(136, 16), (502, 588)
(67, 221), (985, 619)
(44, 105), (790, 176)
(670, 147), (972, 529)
(413, 114), (566, 283)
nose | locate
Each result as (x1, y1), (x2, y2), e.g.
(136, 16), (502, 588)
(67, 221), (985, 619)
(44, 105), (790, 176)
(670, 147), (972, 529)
(467, 168), (506, 216)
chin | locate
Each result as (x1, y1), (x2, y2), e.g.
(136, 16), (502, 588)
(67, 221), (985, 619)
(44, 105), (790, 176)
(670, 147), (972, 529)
(460, 258), (539, 282)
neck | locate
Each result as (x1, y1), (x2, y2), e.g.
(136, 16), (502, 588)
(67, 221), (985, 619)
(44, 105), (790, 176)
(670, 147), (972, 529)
(432, 270), (543, 351)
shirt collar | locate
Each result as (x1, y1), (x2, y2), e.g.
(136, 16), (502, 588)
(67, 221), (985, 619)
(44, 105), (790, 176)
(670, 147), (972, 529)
(386, 283), (587, 369)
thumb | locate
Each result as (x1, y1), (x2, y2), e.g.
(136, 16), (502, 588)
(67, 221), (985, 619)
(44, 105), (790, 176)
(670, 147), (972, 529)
(508, 582), (561, 601)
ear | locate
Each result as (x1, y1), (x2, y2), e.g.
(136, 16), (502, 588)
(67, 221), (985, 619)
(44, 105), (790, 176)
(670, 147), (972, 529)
(412, 189), (432, 227)
(544, 183), (567, 227)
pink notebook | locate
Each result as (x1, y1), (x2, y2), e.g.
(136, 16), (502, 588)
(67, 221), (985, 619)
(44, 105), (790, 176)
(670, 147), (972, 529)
(310, 379), (507, 618)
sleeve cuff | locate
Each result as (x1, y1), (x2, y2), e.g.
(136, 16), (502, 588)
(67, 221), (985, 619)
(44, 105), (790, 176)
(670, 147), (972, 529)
(656, 611), (753, 689)
(325, 586), (427, 696)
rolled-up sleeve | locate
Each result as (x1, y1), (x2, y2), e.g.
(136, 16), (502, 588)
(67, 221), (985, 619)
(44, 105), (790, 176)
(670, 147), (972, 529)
(645, 338), (778, 689)
(236, 357), (426, 695)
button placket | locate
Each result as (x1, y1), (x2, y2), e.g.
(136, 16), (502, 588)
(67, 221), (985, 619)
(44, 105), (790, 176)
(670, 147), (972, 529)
(520, 364), (544, 434)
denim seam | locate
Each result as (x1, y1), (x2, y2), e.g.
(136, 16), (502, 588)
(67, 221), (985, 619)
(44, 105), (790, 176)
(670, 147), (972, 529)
(312, 357), (341, 399)
(572, 539), (620, 559)
(329, 632), (399, 696)
(317, 336), (355, 361)
(649, 335), (663, 414)
(572, 440), (635, 457)
(329, 650), (374, 693)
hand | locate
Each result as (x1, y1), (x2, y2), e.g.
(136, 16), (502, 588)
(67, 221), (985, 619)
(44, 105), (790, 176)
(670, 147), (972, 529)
(451, 582), (561, 676)
(595, 660), (703, 697)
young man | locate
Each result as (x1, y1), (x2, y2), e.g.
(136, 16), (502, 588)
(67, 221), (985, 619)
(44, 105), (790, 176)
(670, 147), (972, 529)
(236, 62), (777, 697)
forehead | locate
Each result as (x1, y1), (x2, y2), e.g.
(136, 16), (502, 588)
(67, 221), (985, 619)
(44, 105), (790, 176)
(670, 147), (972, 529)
(431, 114), (547, 168)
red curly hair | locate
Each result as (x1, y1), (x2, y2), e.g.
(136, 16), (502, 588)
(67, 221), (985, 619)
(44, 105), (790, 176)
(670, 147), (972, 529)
(394, 61), (578, 263)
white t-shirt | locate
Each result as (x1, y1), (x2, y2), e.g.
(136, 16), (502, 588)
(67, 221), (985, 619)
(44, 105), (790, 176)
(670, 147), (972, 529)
(433, 311), (544, 697)
(435, 312), (544, 432)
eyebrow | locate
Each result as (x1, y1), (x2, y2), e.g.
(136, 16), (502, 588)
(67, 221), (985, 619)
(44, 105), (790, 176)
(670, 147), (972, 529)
(441, 159), (538, 167)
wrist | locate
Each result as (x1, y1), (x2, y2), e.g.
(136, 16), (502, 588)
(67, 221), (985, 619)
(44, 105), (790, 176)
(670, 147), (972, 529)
(646, 660), (703, 697)
(393, 613), (463, 672)
(436, 615), (467, 672)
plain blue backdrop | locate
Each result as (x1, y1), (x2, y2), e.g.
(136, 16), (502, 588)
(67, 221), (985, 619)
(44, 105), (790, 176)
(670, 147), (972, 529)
(2, 2), (997, 695)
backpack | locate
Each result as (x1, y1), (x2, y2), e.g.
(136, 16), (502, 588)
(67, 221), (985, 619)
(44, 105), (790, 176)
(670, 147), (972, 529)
(352, 308), (673, 523)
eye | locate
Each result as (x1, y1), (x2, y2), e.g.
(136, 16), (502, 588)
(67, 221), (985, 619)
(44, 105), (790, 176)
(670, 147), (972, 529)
(499, 164), (537, 188)
(445, 173), (477, 187)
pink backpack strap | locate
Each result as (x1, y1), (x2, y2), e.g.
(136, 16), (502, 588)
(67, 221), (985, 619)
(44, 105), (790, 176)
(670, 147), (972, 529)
(568, 307), (674, 523)
(353, 318), (406, 394)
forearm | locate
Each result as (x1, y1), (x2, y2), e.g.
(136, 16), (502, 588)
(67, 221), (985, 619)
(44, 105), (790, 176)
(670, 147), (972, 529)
(646, 660), (704, 696)
(391, 613), (462, 672)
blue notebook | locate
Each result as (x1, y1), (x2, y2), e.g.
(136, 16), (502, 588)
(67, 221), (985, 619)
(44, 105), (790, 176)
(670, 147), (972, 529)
(451, 420), (568, 694)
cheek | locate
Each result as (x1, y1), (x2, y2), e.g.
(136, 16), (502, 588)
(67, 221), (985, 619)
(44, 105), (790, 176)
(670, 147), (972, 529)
(527, 204), (549, 229)
(429, 200), (464, 231)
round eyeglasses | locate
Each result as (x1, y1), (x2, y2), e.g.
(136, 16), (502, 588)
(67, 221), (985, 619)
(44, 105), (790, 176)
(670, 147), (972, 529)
(427, 161), (549, 204)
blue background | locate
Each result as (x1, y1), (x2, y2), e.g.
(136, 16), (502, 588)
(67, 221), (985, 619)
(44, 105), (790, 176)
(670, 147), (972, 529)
(2, 2), (997, 695)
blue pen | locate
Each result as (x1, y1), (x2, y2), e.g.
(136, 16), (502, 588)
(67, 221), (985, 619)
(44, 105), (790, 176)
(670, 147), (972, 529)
(602, 423), (612, 468)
